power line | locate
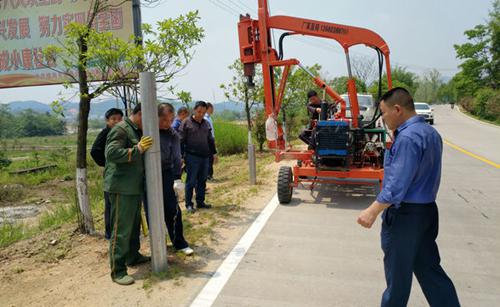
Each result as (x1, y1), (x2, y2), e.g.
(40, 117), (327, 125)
(208, 0), (239, 16)
(226, 0), (248, 13)
(214, 0), (240, 15)
(235, 0), (256, 14)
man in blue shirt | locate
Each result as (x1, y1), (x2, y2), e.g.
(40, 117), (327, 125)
(357, 88), (460, 307)
(172, 106), (189, 132)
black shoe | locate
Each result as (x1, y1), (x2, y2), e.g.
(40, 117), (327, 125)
(186, 206), (196, 213)
(197, 203), (212, 209)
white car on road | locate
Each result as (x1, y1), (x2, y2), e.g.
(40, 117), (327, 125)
(414, 102), (434, 125)
(340, 94), (377, 125)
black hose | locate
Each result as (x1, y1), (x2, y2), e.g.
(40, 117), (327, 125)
(278, 32), (292, 60)
(362, 48), (384, 129)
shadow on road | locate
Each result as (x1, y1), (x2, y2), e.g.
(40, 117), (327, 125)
(287, 183), (378, 210)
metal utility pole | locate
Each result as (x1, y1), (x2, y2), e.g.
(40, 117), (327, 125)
(140, 72), (168, 273)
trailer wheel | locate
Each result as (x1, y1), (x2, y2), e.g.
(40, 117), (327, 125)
(277, 166), (293, 204)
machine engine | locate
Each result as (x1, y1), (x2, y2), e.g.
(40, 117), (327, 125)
(314, 119), (385, 170)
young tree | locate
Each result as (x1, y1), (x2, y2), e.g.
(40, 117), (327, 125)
(220, 60), (264, 142)
(368, 65), (419, 98)
(414, 69), (444, 103)
(453, 0), (499, 97)
(43, 2), (204, 233)
(177, 90), (193, 109)
(329, 76), (367, 94)
(351, 55), (377, 87)
(253, 109), (267, 152)
(280, 64), (323, 140)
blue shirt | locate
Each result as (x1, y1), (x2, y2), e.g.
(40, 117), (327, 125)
(172, 117), (183, 132)
(376, 116), (442, 208)
(204, 113), (215, 138)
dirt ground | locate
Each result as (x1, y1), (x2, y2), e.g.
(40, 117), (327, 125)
(0, 159), (292, 307)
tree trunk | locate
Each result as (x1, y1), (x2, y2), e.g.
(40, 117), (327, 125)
(75, 33), (95, 234)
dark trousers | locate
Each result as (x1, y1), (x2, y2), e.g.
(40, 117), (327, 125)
(142, 171), (189, 250)
(299, 129), (312, 146)
(161, 170), (189, 249)
(299, 128), (316, 149)
(208, 154), (214, 179)
(185, 153), (209, 208)
(104, 191), (111, 240)
(108, 193), (142, 279)
(380, 203), (460, 307)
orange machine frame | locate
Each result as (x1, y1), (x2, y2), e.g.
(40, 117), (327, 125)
(237, 0), (393, 186)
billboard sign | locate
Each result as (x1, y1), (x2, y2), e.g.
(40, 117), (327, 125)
(0, 0), (134, 88)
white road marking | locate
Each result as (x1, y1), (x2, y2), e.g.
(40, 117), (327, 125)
(190, 194), (280, 307)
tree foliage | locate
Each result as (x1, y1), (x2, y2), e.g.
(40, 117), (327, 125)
(329, 76), (367, 94)
(368, 65), (419, 98)
(454, 1), (499, 94)
(220, 60), (264, 132)
(450, 0), (500, 122)
(0, 106), (65, 138)
(279, 64), (324, 139)
(414, 69), (444, 103)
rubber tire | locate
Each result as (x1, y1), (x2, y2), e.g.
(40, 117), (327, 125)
(277, 166), (293, 204)
(430, 119), (434, 125)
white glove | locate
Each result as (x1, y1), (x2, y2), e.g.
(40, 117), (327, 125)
(173, 179), (185, 194)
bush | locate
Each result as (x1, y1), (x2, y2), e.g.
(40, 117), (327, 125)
(474, 88), (500, 121)
(213, 121), (247, 155)
(253, 110), (267, 152)
(0, 151), (11, 169)
(459, 96), (475, 113)
(0, 184), (24, 203)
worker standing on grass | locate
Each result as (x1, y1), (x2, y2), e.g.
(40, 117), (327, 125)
(90, 108), (123, 240)
(153, 103), (193, 255)
(204, 102), (216, 180)
(357, 87), (460, 307)
(179, 100), (217, 213)
(104, 104), (153, 286)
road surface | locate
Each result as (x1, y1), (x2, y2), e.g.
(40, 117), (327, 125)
(194, 105), (500, 307)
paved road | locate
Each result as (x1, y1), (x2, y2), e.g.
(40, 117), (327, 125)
(204, 106), (500, 307)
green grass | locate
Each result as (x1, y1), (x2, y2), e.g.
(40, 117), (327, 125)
(0, 137), (106, 248)
(0, 133), (98, 151)
(213, 121), (248, 155)
(0, 223), (35, 247)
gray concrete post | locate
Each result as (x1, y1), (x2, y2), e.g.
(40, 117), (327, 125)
(140, 72), (168, 273)
(248, 131), (257, 185)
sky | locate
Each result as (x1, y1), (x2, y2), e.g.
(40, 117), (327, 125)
(0, 0), (494, 104)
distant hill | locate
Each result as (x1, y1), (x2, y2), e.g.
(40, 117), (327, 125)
(7, 99), (126, 120)
(5, 99), (246, 119)
(7, 101), (52, 113)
